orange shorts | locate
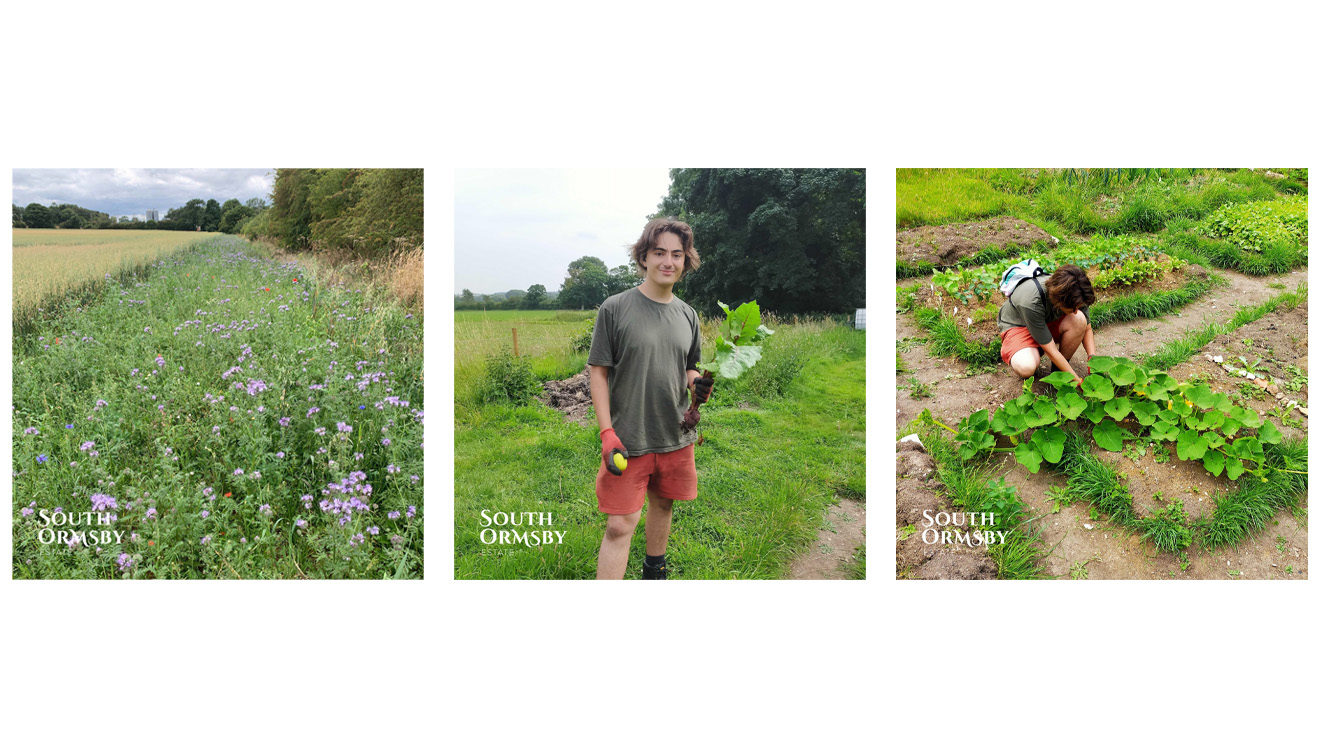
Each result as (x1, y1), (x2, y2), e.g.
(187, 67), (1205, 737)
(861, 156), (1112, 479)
(596, 443), (698, 515)
(999, 318), (1065, 366)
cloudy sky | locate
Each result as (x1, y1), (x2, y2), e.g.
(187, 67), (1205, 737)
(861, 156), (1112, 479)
(12, 168), (274, 220)
(455, 169), (674, 295)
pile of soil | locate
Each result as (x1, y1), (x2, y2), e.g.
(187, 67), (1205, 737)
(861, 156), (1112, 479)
(910, 259), (1209, 349)
(540, 367), (593, 426)
(898, 217), (1057, 267)
(895, 441), (997, 580)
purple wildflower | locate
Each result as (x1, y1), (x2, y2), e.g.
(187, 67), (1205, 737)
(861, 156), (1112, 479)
(90, 494), (118, 511)
(367, 526), (380, 535)
(381, 438), (391, 446)
(279, 417), (291, 427)
(37, 454), (48, 463)
(117, 553), (133, 571)
(80, 441), (96, 452)
(259, 504), (272, 516)
(388, 511), (401, 520)
(276, 451), (285, 458)
(406, 505), (416, 519)
(201, 510), (210, 519)
(306, 407), (320, 418)
(23, 427), (38, 435)
(145, 507), (157, 520)
(21, 506), (35, 517)
(337, 421), (352, 433)
(201, 536), (211, 545)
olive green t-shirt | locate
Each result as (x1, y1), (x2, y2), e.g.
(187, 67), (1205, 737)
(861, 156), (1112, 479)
(997, 273), (1089, 345)
(587, 287), (702, 456)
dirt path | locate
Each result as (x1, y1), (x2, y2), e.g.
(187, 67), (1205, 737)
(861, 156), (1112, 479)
(789, 497), (866, 579)
(896, 268), (1308, 580)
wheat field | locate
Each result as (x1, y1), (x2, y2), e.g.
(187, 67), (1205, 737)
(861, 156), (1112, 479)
(12, 229), (220, 317)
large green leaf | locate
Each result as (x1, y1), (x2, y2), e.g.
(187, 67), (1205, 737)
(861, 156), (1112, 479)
(1198, 410), (1226, 431)
(1202, 449), (1225, 477)
(1230, 436), (1264, 463)
(1176, 429), (1208, 461)
(1109, 363), (1137, 387)
(1144, 373), (1177, 398)
(1082, 375), (1114, 401)
(1220, 417), (1243, 437)
(1084, 400), (1108, 424)
(1169, 397), (1193, 417)
(1104, 396), (1133, 422)
(1087, 355), (1122, 374)
(711, 344), (762, 379)
(1149, 421), (1180, 443)
(1238, 408), (1262, 429)
(1157, 408), (1181, 424)
(957, 428), (996, 460)
(1131, 400), (1160, 426)
(1211, 393), (1232, 411)
(1093, 419), (1130, 451)
(1203, 431), (1226, 450)
(1040, 370), (1078, 389)
(1025, 398), (1058, 428)
(1257, 420), (1283, 445)
(1056, 389), (1087, 420)
(1224, 456), (1246, 480)
(1186, 384), (1217, 410)
(1032, 426), (1067, 464)
(1015, 441), (1043, 473)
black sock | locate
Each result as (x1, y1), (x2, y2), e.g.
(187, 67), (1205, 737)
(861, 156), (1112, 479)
(644, 553), (666, 568)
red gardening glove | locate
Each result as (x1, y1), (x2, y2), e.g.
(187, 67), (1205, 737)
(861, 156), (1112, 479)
(601, 428), (627, 476)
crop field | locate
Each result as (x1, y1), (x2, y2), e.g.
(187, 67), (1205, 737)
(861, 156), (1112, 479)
(12, 235), (424, 579)
(13, 229), (221, 324)
(896, 168), (1308, 580)
(455, 309), (866, 580)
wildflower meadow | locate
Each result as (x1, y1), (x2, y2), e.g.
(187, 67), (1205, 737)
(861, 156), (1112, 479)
(13, 235), (424, 579)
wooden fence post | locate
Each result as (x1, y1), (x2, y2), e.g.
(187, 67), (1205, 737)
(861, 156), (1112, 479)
(512, 327), (519, 356)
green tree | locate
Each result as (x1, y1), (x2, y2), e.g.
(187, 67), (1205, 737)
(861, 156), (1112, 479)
(203, 199), (223, 232)
(13, 204), (27, 228)
(219, 200), (255, 233)
(654, 168), (865, 315)
(521, 284), (547, 309)
(605, 264), (637, 297)
(22, 203), (52, 228)
(558, 256), (610, 309)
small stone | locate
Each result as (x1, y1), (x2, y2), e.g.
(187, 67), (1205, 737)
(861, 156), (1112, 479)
(1299, 407), (1308, 418)
(1083, 523), (1094, 530)
(1212, 355), (1224, 364)
(1246, 373), (1256, 380)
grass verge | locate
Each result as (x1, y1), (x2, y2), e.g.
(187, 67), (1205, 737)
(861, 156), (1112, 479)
(1138, 284), (1308, 370)
(1088, 274), (1228, 329)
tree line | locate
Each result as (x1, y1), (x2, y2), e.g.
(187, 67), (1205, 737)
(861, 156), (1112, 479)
(457, 168), (865, 315)
(12, 197), (268, 233)
(250, 168), (423, 256)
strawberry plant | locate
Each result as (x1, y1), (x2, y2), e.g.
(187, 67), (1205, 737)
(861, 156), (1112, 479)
(944, 354), (1301, 482)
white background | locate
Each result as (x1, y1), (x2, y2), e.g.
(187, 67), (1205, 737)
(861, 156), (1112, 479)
(2, 2), (1315, 746)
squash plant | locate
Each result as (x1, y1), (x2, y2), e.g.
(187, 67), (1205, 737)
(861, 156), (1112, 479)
(949, 355), (1298, 481)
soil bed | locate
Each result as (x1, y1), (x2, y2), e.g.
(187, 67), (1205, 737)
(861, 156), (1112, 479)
(539, 367), (594, 426)
(897, 217), (1056, 268)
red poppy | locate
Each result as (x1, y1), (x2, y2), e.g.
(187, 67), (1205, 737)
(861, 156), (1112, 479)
(224, 492), (232, 498)
(293, 278), (299, 283)
(147, 540), (154, 546)
(263, 287), (270, 292)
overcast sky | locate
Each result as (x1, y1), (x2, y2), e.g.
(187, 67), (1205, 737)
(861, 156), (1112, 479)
(12, 168), (274, 220)
(455, 168), (674, 295)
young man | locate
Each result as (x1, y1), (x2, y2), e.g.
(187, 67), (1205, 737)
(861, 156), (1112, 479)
(998, 264), (1098, 387)
(588, 218), (713, 580)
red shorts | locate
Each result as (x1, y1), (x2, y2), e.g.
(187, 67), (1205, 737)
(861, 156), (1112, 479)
(1000, 318), (1065, 365)
(596, 443), (698, 515)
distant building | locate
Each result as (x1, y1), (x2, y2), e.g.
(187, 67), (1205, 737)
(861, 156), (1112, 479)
(145, 210), (159, 222)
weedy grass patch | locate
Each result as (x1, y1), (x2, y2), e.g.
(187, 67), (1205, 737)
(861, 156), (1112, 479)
(12, 236), (424, 579)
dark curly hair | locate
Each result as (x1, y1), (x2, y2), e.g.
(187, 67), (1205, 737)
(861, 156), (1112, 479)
(1046, 264), (1096, 312)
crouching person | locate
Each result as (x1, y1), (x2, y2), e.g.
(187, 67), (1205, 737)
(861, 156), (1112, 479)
(997, 264), (1097, 387)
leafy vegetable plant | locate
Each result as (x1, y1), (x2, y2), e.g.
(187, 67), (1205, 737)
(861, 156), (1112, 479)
(681, 300), (774, 431)
(948, 355), (1297, 482)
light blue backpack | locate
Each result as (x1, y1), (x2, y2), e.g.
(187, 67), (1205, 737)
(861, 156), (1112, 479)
(999, 260), (1045, 298)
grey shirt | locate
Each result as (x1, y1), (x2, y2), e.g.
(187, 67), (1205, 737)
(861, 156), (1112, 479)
(587, 287), (702, 456)
(997, 273), (1088, 345)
